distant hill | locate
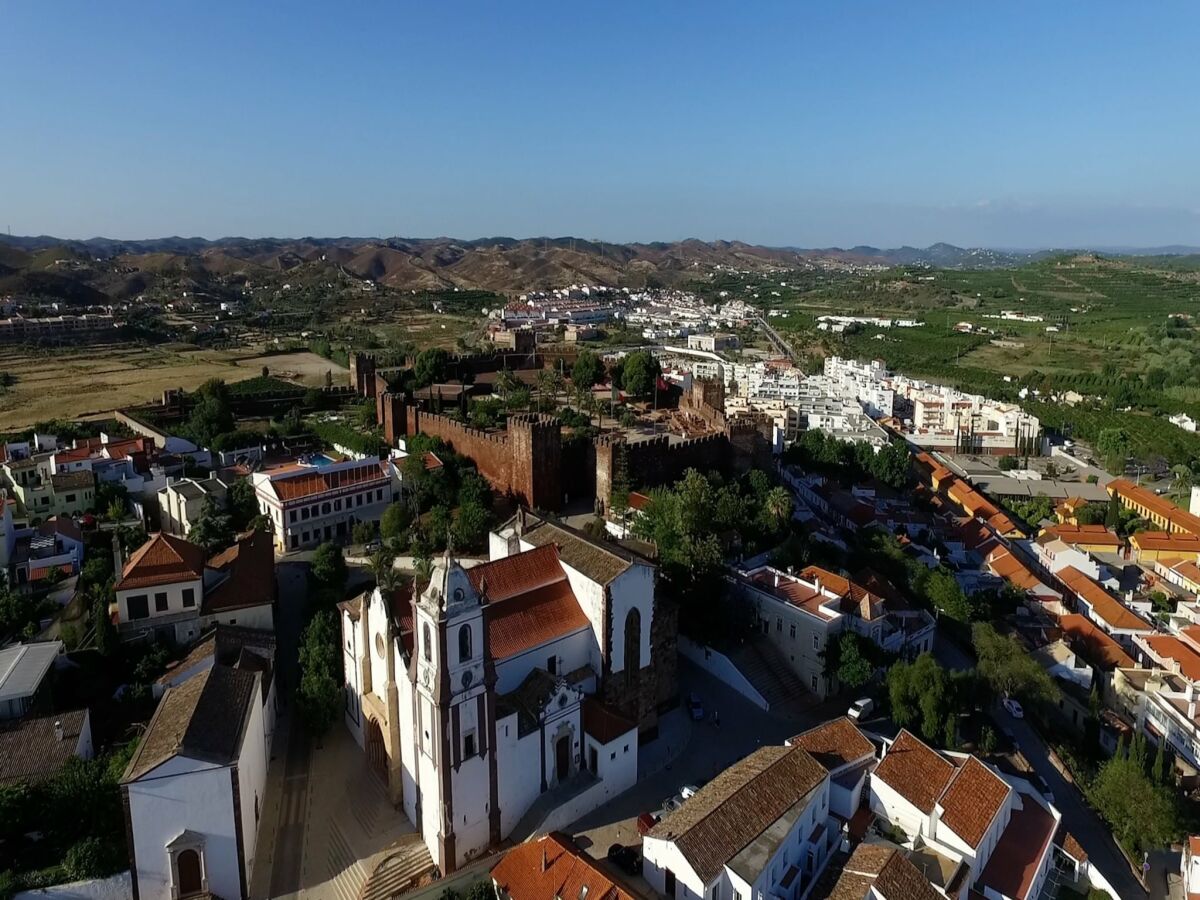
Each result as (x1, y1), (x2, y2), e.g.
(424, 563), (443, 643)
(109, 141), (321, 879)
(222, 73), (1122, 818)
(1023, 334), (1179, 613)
(0, 232), (1196, 305)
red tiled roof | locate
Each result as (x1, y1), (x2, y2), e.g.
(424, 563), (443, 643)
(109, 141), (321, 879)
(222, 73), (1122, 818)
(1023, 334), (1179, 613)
(490, 833), (635, 900)
(116, 533), (205, 591)
(1133, 531), (1200, 554)
(423, 451), (444, 471)
(628, 491), (652, 512)
(269, 460), (388, 502)
(872, 730), (956, 814)
(938, 756), (1011, 848)
(487, 579), (590, 660)
(203, 530), (276, 614)
(1142, 635), (1200, 682)
(1041, 523), (1123, 548)
(37, 516), (82, 544)
(987, 546), (1056, 596)
(1109, 479), (1200, 538)
(789, 716), (875, 773)
(582, 697), (636, 745)
(1058, 614), (1135, 670)
(1055, 825), (1088, 863)
(468, 544), (564, 603)
(1058, 566), (1151, 632)
(979, 794), (1056, 900)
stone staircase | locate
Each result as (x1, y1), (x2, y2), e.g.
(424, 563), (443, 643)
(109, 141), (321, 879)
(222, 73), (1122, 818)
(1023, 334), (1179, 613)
(360, 836), (436, 900)
(728, 638), (814, 718)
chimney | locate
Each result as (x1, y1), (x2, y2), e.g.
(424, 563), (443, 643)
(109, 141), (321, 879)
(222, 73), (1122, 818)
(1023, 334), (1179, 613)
(54, 720), (64, 742)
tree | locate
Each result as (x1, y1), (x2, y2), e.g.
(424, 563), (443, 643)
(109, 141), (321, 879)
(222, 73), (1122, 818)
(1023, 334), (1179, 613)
(189, 494), (234, 554)
(762, 486), (793, 533)
(1171, 464), (1194, 497)
(1074, 503), (1107, 526)
(352, 520), (377, 546)
(370, 550), (399, 592)
(226, 478), (260, 531)
(980, 725), (998, 755)
(923, 568), (975, 622)
(186, 378), (235, 446)
(413, 348), (449, 388)
(825, 631), (874, 691)
(997, 455), (1019, 472)
(621, 350), (661, 399)
(310, 542), (347, 596)
(380, 502), (413, 548)
(1095, 428), (1131, 472)
(972, 622), (1059, 705)
(1104, 494), (1121, 529)
(571, 349), (603, 391)
(297, 610), (342, 739)
(1091, 735), (1179, 854)
(536, 367), (564, 412)
(92, 593), (118, 658)
(453, 500), (491, 551)
(887, 653), (952, 743)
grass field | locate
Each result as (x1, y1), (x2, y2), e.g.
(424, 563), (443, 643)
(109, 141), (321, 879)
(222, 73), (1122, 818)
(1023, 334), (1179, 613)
(0, 343), (268, 430)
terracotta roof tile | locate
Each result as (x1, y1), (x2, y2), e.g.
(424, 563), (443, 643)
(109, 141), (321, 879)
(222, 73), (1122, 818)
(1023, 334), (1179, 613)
(1058, 566), (1151, 632)
(1109, 479), (1200, 537)
(0, 709), (89, 785)
(490, 833), (635, 900)
(1142, 634), (1200, 681)
(467, 544), (564, 602)
(871, 730), (956, 815)
(116, 532), (205, 591)
(1133, 531), (1200, 555)
(647, 744), (827, 884)
(979, 794), (1057, 899)
(269, 460), (388, 502)
(1040, 523), (1123, 548)
(1059, 614), (1135, 670)
(582, 697), (635, 745)
(790, 717), (875, 773)
(487, 579), (590, 660)
(937, 756), (1010, 848)
(202, 529), (276, 614)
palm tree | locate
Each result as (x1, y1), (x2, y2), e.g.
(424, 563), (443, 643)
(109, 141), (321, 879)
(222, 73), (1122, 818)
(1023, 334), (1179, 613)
(764, 487), (793, 531)
(1171, 464), (1194, 498)
(370, 550), (399, 592)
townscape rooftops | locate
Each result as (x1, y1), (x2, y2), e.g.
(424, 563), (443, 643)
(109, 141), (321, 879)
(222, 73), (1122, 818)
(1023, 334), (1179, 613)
(788, 716), (875, 774)
(1058, 566), (1151, 632)
(1057, 614), (1135, 670)
(50, 470), (94, 491)
(815, 842), (943, 900)
(116, 532), (206, 591)
(467, 544), (564, 603)
(977, 792), (1057, 900)
(1142, 634), (1200, 682)
(647, 744), (827, 885)
(871, 730), (956, 815)
(37, 516), (82, 543)
(490, 833), (635, 900)
(1109, 479), (1200, 537)
(986, 546), (1058, 597)
(0, 708), (88, 786)
(202, 529), (276, 614)
(122, 664), (259, 782)
(487, 578), (591, 661)
(1132, 531), (1200, 554)
(520, 515), (644, 585)
(264, 458), (388, 503)
(936, 755), (1011, 848)
(1039, 523), (1123, 548)
(0, 640), (63, 703)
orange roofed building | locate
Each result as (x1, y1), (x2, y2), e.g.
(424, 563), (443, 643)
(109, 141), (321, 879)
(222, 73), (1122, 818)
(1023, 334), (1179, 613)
(491, 833), (635, 900)
(339, 510), (665, 875)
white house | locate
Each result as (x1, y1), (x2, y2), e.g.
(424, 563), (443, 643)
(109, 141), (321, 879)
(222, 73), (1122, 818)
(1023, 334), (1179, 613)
(115, 531), (276, 643)
(252, 455), (400, 553)
(642, 744), (834, 900)
(339, 511), (661, 874)
(121, 665), (267, 900)
(158, 475), (233, 537)
(0, 640), (64, 720)
(869, 730), (1061, 900)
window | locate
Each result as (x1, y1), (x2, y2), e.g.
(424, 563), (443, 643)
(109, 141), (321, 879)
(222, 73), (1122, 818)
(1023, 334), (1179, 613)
(357, 493), (364, 507)
(376, 488), (383, 501)
(290, 535), (299, 550)
(289, 510), (297, 523)
(155, 592), (169, 612)
(322, 502), (331, 515)
(127, 595), (149, 619)
(458, 624), (473, 662)
(335, 498), (342, 511)
(463, 731), (476, 758)
(301, 506), (309, 520)
(65, 493), (76, 503)
(776, 617), (782, 633)
(423, 623), (432, 662)
(810, 674), (818, 690)
(789, 624), (796, 639)
(812, 633), (819, 649)
(547, 654), (557, 675)
(182, 588), (196, 608)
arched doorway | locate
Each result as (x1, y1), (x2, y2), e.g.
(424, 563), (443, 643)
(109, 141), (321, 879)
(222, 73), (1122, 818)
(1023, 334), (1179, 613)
(366, 717), (389, 787)
(177, 849), (202, 897)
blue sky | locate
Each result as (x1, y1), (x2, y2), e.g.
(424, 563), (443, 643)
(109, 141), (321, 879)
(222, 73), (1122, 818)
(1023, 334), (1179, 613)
(3, 1), (1198, 248)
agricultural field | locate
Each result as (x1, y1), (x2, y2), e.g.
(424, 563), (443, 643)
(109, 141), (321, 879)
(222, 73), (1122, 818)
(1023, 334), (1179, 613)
(0, 343), (269, 430)
(234, 351), (348, 386)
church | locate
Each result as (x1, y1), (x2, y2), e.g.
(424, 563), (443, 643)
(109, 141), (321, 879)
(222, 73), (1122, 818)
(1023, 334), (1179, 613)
(339, 510), (675, 874)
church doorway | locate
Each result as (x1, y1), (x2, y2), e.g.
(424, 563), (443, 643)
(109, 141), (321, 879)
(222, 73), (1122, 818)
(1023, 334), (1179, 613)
(177, 849), (202, 897)
(555, 734), (570, 783)
(366, 717), (389, 787)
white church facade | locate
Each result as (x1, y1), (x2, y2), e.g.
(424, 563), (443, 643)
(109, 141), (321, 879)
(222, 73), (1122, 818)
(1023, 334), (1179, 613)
(339, 511), (672, 874)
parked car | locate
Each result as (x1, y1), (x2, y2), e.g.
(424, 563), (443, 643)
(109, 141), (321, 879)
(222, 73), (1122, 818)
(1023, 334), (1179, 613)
(607, 844), (642, 876)
(365, 539), (382, 553)
(661, 795), (684, 814)
(636, 812), (660, 835)
(1002, 697), (1024, 719)
(848, 698), (874, 721)
(680, 784), (699, 800)
(686, 692), (705, 721)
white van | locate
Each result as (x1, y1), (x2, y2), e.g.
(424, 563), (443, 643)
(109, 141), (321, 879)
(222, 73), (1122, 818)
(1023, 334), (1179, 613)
(848, 698), (874, 721)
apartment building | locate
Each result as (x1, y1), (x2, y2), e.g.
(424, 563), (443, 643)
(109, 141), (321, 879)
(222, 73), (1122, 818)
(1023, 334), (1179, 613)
(252, 455), (400, 552)
(158, 474), (234, 537)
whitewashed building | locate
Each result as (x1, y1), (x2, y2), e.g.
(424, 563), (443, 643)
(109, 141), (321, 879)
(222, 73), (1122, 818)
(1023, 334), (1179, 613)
(121, 665), (267, 900)
(339, 512), (663, 874)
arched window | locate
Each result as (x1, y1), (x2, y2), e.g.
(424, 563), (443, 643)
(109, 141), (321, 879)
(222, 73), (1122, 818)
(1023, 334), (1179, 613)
(624, 608), (641, 690)
(458, 624), (473, 662)
(423, 623), (432, 662)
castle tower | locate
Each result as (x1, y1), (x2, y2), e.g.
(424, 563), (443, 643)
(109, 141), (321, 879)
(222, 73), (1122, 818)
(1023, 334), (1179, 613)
(508, 414), (562, 511)
(411, 552), (499, 873)
(350, 352), (377, 398)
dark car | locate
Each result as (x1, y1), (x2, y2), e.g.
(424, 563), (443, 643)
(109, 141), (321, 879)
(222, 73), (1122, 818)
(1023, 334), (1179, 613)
(607, 843), (642, 876)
